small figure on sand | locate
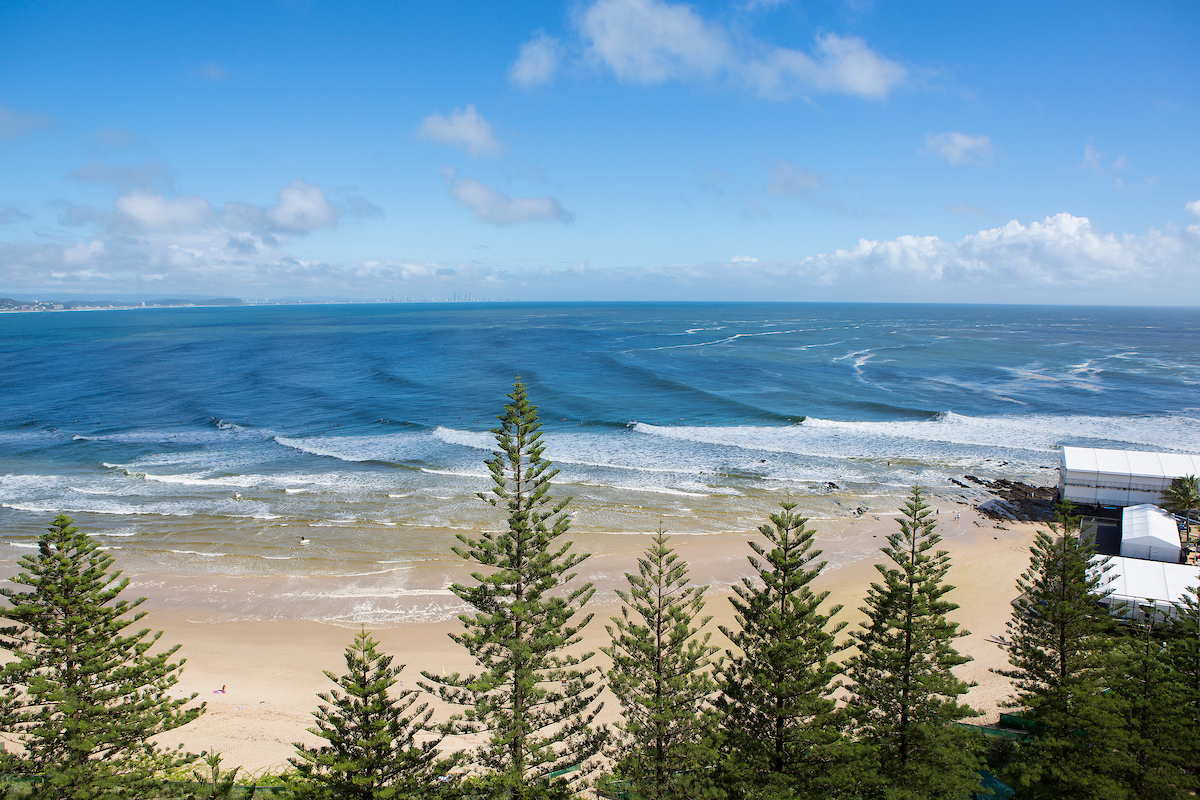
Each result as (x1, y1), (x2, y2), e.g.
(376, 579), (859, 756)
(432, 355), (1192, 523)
(213, 685), (226, 694)
(299, 536), (310, 545)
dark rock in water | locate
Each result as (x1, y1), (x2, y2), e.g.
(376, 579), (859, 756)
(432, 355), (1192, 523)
(856, 506), (868, 516)
(950, 477), (971, 489)
(971, 478), (1057, 522)
(827, 482), (839, 490)
(964, 475), (988, 486)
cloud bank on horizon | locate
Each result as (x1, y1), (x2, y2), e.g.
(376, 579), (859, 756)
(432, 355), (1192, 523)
(0, 0), (1197, 304)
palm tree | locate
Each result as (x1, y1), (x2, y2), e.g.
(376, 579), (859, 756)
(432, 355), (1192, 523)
(1162, 475), (1200, 544)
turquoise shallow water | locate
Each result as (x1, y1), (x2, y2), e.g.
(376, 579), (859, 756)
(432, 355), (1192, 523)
(2, 301), (1199, 621)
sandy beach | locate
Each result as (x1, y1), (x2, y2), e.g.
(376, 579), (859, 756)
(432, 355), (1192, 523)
(134, 493), (1043, 776)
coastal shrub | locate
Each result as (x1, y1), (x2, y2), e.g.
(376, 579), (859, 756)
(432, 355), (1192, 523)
(0, 514), (202, 800)
(602, 527), (720, 800)
(994, 502), (1131, 800)
(714, 501), (851, 798)
(844, 486), (981, 798)
(290, 627), (450, 799)
(420, 380), (606, 800)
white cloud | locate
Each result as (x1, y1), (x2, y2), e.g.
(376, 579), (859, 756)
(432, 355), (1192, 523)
(418, 105), (503, 157)
(779, 213), (1192, 291)
(580, 0), (730, 84)
(440, 168), (572, 225)
(766, 161), (824, 197)
(925, 132), (992, 165)
(73, 159), (174, 190)
(1080, 143), (1104, 171)
(1187, 199), (1200, 218)
(198, 62), (229, 81)
(266, 180), (339, 233)
(575, 0), (905, 98)
(114, 191), (213, 231)
(4, 205), (1198, 304)
(0, 205), (31, 225)
(510, 34), (563, 88)
(62, 241), (105, 265)
(0, 104), (54, 140)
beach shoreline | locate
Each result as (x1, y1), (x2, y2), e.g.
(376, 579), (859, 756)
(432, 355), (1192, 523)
(124, 491), (1042, 774)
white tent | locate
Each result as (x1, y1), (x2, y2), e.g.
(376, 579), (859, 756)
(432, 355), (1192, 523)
(1120, 504), (1182, 563)
(1094, 555), (1200, 622)
(1059, 446), (1200, 506)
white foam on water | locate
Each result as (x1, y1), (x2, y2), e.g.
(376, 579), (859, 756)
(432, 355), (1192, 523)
(432, 427), (494, 451)
(7, 542), (37, 549)
(273, 432), (433, 464)
(633, 414), (1200, 461)
(168, 550), (228, 557)
(2, 500), (197, 517)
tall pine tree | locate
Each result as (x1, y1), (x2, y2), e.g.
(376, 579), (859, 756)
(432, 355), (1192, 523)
(1110, 610), (1192, 800)
(422, 380), (605, 799)
(715, 502), (849, 799)
(0, 515), (202, 800)
(844, 486), (980, 799)
(602, 527), (720, 800)
(1167, 585), (1200, 794)
(994, 502), (1131, 800)
(291, 627), (448, 798)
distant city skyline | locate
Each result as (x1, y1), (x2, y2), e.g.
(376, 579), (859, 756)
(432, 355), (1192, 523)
(1, 0), (1197, 304)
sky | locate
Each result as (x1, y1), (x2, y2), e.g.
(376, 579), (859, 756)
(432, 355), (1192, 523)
(1, 0), (1198, 304)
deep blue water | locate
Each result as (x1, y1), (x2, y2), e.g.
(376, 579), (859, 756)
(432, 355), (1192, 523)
(2, 301), (1200, 610)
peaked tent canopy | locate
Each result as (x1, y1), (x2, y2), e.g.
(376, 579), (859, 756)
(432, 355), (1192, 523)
(1120, 504), (1182, 563)
(1059, 447), (1200, 507)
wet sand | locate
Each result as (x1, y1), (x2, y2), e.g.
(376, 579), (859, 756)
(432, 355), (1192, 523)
(139, 496), (1040, 775)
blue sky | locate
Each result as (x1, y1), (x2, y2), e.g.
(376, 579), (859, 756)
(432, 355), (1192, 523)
(1, 0), (1197, 303)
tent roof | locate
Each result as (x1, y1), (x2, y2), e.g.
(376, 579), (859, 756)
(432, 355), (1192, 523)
(1121, 504), (1182, 549)
(1096, 555), (1200, 605)
(1061, 446), (1200, 479)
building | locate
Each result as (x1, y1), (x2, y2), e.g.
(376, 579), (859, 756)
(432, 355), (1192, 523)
(1096, 555), (1200, 622)
(1119, 504), (1182, 563)
(1059, 446), (1200, 507)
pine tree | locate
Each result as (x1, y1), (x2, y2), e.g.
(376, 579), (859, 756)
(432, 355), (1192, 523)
(421, 380), (605, 799)
(0, 514), (202, 799)
(844, 486), (980, 799)
(602, 527), (720, 800)
(291, 627), (448, 799)
(1166, 585), (1200, 793)
(1110, 610), (1192, 799)
(994, 502), (1132, 800)
(715, 502), (849, 799)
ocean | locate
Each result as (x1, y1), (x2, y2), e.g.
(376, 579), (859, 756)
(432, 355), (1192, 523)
(3, 302), (1199, 623)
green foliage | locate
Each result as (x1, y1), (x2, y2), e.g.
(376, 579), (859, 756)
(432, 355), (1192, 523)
(844, 486), (981, 799)
(1166, 585), (1200, 793)
(1109, 612), (1192, 799)
(1161, 475), (1200, 519)
(291, 627), (447, 799)
(0, 514), (202, 800)
(422, 380), (606, 799)
(186, 752), (248, 799)
(715, 502), (850, 799)
(602, 527), (720, 800)
(994, 502), (1131, 800)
